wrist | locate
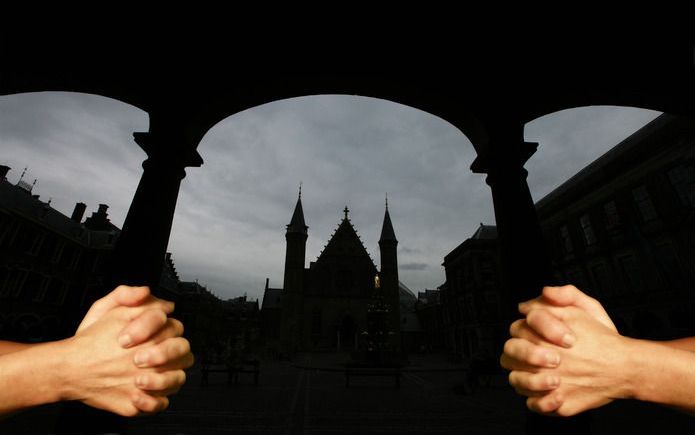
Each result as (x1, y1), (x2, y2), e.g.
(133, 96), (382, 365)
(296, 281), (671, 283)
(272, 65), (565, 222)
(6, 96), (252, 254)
(618, 336), (646, 401)
(54, 336), (82, 402)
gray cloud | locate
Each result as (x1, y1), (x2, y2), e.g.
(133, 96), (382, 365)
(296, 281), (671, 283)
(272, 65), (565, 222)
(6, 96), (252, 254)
(400, 262), (429, 271)
(0, 93), (660, 302)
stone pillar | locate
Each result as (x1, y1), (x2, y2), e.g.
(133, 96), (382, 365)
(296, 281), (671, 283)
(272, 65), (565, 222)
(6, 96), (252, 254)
(471, 123), (589, 434)
(107, 131), (203, 292)
(57, 129), (202, 435)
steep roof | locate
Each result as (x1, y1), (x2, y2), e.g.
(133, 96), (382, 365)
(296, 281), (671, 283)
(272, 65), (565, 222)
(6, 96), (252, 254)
(471, 224), (497, 240)
(379, 206), (397, 243)
(287, 194), (308, 235)
(261, 288), (283, 310)
(315, 208), (376, 267)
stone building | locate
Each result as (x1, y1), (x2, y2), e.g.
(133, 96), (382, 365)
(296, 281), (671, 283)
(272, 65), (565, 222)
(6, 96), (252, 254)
(262, 193), (409, 353)
(537, 113), (695, 339)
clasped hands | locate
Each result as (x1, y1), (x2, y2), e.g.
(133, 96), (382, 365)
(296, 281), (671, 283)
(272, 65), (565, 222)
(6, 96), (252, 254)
(65, 285), (193, 416)
(500, 285), (638, 416)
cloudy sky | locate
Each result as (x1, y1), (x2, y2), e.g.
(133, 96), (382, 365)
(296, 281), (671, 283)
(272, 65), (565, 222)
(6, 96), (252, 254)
(0, 92), (661, 301)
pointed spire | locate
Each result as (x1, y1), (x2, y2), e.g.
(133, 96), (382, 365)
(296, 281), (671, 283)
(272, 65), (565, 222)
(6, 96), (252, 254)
(287, 189), (308, 235)
(379, 197), (397, 243)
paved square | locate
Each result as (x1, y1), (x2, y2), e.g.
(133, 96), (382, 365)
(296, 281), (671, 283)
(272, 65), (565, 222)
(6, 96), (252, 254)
(3, 353), (694, 434)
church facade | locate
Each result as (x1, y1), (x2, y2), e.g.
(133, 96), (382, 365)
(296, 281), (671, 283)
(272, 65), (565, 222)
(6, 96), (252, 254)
(261, 193), (401, 353)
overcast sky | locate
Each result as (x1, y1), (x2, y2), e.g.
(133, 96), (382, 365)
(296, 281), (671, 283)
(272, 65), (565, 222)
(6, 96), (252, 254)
(0, 92), (661, 301)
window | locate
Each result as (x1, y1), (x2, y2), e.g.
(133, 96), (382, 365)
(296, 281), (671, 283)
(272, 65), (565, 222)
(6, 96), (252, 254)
(34, 276), (51, 302)
(667, 165), (695, 207)
(654, 243), (686, 290)
(603, 201), (621, 228)
(0, 219), (19, 248)
(0, 267), (9, 298)
(11, 269), (29, 298)
(55, 282), (69, 306)
(69, 250), (82, 271)
(580, 215), (596, 246)
(27, 233), (45, 256)
(52, 241), (65, 263)
(590, 263), (613, 296)
(632, 185), (657, 222)
(559, 225), (573, 254)
(619, 255), (643, 292)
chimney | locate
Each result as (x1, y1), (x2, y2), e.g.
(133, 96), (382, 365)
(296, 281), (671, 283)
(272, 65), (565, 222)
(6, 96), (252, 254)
(97, 204), (109, 216)
(0, 165), (9, 181)
(265, 278), (269, 290)
(71, 202), (87, 223)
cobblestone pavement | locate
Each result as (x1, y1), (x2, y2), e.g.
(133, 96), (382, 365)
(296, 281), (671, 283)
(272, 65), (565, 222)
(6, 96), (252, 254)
(3, 353), (694, 434)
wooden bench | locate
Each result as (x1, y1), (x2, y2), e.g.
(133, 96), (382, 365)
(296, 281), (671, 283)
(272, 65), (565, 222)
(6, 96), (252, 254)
(201, 360), (260, 386)
(344, 366), (402, 388)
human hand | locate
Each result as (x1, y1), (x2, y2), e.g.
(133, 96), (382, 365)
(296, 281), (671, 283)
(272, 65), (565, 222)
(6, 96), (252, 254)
(503, 305), (635, 416)
(63, 304), (193, 416)
(518, 285), (617, 341)
(77, 285), (175, 348)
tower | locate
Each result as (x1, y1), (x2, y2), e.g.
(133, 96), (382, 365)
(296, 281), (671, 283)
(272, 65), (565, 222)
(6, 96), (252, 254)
(378, 196), (400, 351)
(281, 188), (308, 352)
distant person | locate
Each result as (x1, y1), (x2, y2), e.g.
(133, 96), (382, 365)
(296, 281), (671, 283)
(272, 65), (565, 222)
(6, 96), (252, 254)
(500, 285), (695, 416)
(0, 285), (193, 417)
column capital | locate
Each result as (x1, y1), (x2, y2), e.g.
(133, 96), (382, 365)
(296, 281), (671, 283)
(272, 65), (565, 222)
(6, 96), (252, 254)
(470, 140), (538, 176)
(133, 131), (204, 169)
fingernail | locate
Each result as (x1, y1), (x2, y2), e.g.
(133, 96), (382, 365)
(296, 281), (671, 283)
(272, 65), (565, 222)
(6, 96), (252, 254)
(134, 352), (149, 367)
(118, 334), (132, 348)
(546, 353), (560, 367)
(518, 303), (526, 313)
(547, 376), (560, 388)
(136, 375), (147, 388)
(562, 334), (576, 348)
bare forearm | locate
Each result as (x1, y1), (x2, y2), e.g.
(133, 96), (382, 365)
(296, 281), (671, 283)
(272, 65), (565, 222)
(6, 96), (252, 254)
(0, 339), (70, 415)
(627, 338), (695, 412)
(661, 337), (695, 352)
(0, 341), (33, 356)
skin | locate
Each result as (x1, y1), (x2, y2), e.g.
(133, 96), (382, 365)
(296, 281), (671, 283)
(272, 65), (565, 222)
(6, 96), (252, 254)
(501, 285), (695, 416)
(0, 286), (193, 417)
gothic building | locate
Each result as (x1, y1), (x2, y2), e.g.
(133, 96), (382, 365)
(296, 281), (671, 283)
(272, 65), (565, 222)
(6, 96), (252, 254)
(262, 193), (403, 353)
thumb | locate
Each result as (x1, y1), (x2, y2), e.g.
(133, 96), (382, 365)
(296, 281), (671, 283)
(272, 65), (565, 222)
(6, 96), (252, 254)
(112, 286), (151, 307)
(77, 286), (151, 333)
(542, 285), (616, 331)
(542, 285), (593, 310)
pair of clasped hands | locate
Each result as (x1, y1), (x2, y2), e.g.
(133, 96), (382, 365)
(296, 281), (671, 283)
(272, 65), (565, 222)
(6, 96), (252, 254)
(0, 285), (193, 417)
(501, 285), (695, 416)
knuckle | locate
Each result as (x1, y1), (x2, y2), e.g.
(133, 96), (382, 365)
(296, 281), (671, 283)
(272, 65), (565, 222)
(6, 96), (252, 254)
(152, 374), (167, 390)
(158, 397), (170, 412)
(508, 371), (517, 386)
(171, 318), (184, 336)
(503, 339), (516, 356)
(509, 319), (524, 336)
(526, 397), (540, 413)
(499, 353), (508, 369)
(555, 405), (573, 417)
(123, 405), (140, 417)
(176, 337), (191, 355)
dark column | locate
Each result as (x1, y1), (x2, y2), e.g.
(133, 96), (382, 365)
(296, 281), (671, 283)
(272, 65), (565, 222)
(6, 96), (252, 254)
(471, 122), (589, 434)
(107, 131), (203, 292)
(56, 129), (202, 435)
